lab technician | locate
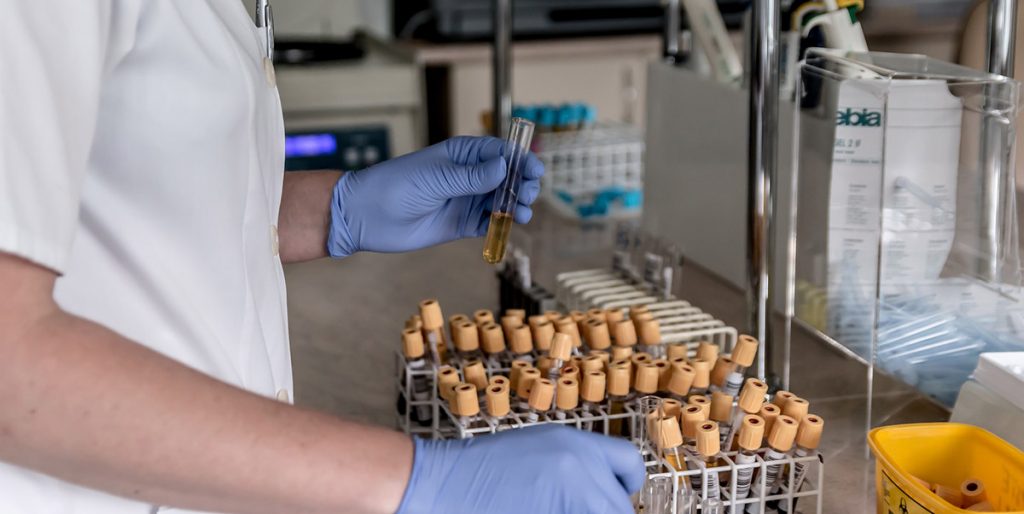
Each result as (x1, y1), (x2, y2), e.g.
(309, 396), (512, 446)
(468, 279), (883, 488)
(0, 2), (644, 514)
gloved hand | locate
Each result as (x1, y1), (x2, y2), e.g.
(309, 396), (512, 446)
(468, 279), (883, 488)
(327, 136), (544, 257)
(397, 425), (646, 514)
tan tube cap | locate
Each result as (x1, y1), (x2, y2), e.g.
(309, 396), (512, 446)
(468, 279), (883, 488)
(419, 299), (444, 330)
(560, 365), (580, 384)
(437, 366), (460, 401)
(586, 319), (612, 350)
(588, 349), (611, 365)
(582, 354), (605, 373)
(661, 398), (683, 418)
(505, 309), (526, 321)
(783, 397), (810, 422)
(463, 360), (488, 390)
(737, 415), (766, 451)
(613, 319), (637, 347)
(402, 328), (425, 359)
(710, 356), (735, 388)
(611, 345), (634, 361)
(796, 414), (824, 449)
(480, 322), (506, 354)
(631, 352), (653, 367)
(731, 335), (759, 368)
(531, 320), (555, 352)
(528, 314), (547, 329)
(696, 341), (719, 363)
(473, 309), (495, 325)
(510, 325), (533, 355)
(932, 483), (962, 507)
(555, 318), (582, 348)
(556, 378), (579, 410)
(529, 378), (555, 411)
(961, 479), (987, 506)
(634, 363), (660, 394)
(405, 315), (423, 331)
(581, 370), (607, 403)
(966, 501), (993, 512)
(653, 359), (672, 391)
(448, 314), (469, 336)
(710, 391), (734, 423)
(536, 356), (553, 377)
(691, 359), (711, 389)
(607, 363), (632, 396)
(681, 404), (707, 439)
(759, 403), (781, 436)
(501, 315), (523, 340)
(738, 378), (768, 414)
(452, 383), (480, 417)
(638, 318), (662, 346)
(666, 344), (689, 361)
(668, 363), (696, 396)
(629, 305), (650, 319)
(544, 310), (562, 321)
(697, 421), (721, 457)
(586, 307), (606, 319)
(516, 367), (541, 398)
(656, 415), (684, 450)
(485, 384), (510, 417)
(489, 375), (510, 389)
(453, 321), (480, 352)
(549, 332), (574, 361)
(768, 415), (798, 452)
(509, 360), (531, 390)
(689, 395), (711, 419)
(772, 390), (795, 408)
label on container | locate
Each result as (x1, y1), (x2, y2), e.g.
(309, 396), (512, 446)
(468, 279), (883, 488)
(880, 470), (934, 514)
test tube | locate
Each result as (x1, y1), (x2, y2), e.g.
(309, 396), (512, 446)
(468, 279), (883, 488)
(419, 299), (449, 365)
(723, 335), (759, 397)
(776, 414), (824, 513)
(401, 328), (433, 423)
(730, 415), (766, 504)
(482, 118), (536, 264)
(724, 378), (768, 451)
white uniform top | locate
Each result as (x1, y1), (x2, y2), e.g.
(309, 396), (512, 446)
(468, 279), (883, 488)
(0, 1), (290, 512)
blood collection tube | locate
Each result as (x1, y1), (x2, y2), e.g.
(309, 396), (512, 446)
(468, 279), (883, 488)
(485, 383), (514, 431)
(681, 404), (707, 450)
(515, 367), (541, 412)
(555, 316), (583, 351)
(696, 341), (719, 363)
(509, 324), (535, 364)
(653, 358), (672, 394)
(637, 315), (664, 359)
(473, 309), (495, 326)
(633, 363), (661, 402)
(771, 390), (795, 408)
(666, 343), (689, 361)
(606, 361), (633, 436)
(401, 328), (433, 423)
(709, 356), (736, 394)
(667, 362), (696, 402)
(447, 314), (469, 336)
(724, 335), (759, 397)
(505, 308), (526, 322)
(479, 321), (508, 368)
(580, 370), (606, 431)
(419, 299), (449, 365)
(709, 391), (734, 447)
(613, 318), (638, 350)
(462, 359), (488, 391)
(500, 315), (522, 342)
(509, 360), (531, 392)
(745, 415), (798, 513)
(759, 403), (781, 440)
(730, 415), (766, 504)
(436, 365), (460, 403)
(696, 421), (723, 503)
(690, 359), (712, 396)
(656, 415), (688, 480)
(724, 378), (768, 451)
(452, 320), (483, 363)
(688, 394), (711, 420)
(661, 398), (683, 419)
(585, 318), (613, 351)
(482, 117), (536, 264)
(581, 354), (605, 374)
(630, 304), (650, 320)
(555, 378), (579, 420)
(529, 316), (555, 353)
(547, 332), (573, 382)
(782, 397), (810, 423)
(611, 345), (634, 362)
(526, 378), (555, 422)
(544, 310), (562, 322)
(451, 383), (485, 436)
(777, 414), (824, 513)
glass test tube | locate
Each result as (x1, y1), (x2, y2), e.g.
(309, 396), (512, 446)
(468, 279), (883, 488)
(483, 117), (536, 264)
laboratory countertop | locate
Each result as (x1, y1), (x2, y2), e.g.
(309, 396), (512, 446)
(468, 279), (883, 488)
(283, 204), (949, 513)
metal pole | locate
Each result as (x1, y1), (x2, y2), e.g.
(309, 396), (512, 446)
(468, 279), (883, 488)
(746, 0), (781, 381)
(663, 0), (681, 63)
(493, 0), (513, 138)
(980, 0), (1017, 280)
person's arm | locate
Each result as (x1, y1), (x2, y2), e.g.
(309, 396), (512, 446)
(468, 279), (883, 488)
(0, 251), (411, 514)
(278, 171), (341, 263)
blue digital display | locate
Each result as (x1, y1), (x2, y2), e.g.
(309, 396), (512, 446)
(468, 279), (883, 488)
(285, 133), (337, 158)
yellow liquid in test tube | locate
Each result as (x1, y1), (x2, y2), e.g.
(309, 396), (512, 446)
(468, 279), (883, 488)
(482, 212), (514, 264)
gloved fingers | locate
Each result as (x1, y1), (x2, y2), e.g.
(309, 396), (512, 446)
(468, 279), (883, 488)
(442, 157), (507, 198)
(513, 205), (533, 224)
(445, 136), (505, 165)
(517, 178), (541, 206)
(521, 152), (545, 180)
(576, 431), (647, 495)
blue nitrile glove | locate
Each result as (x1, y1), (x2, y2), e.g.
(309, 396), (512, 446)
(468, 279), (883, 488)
(327, 136), (544, 257)
(397, 425), (646, 514)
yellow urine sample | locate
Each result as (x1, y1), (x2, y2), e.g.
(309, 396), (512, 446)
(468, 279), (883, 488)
(482, 212), (514, 264)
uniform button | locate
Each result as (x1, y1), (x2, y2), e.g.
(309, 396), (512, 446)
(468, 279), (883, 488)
(271, 225), (279, 256)
(276, 388), (291, 403)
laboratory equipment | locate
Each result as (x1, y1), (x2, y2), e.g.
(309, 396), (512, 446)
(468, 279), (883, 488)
(777, 414), (824, 513)
(695, 421), (723, 504)
(746, 415), (798, 513)
(709, 392), (734, 447)
(724, 378), (768, 452)
(483, 118), (535, 264)
(730, 415), (766, 505)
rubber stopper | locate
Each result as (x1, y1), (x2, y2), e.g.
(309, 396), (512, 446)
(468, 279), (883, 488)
(638, 318), (662, 346)
(613, 319), (637, 347)
(607, 363), (632, 396)
(529, 378), (555, 411)
(661, 398), (683, 418)
(737, 415), (766, 451)
(772, 390), (795, 408)
(759, 403), (781, 436)
(767, 415), (798, 452)
(451, 383), (480, 417)
(697, 421), (721, 457)
(795, 414), (824, 449)
(961, 478), (987, 507)
(462, 360), (488, 391)
(437, 366), (460, 401)
(696, 341), (719, 363)
(931, 483), (962, 507)
(505, 309), (526, 321)
(550, 332), (574, 361)
(586, 319), (612, 350)
(531, 320), (555, 352)
(668, 363), (696, 396)
(516, 368), (541, 399)
(582, 354), (605, 373)
(558, 365), (579, 385)
(479, 322), (506, 354)
(631, 352), (653, 367)
(710, 391), (734, 423)
(489, 375), (510, 389)
(731, 334), (759, 368)
(501, 315), (523, 341)
(402, 328), (425, 359)
(666, 344), (689, 361)
(710, 356), (735, 388)
(509, 360), (531, 390)
(653, 359), (672, 391)
(783, 397), (809, 422)
(419, 299), (444, 330)
(689, 395), (711, 419)
(556, 378), (579, 410)
(453, 321), (480, 352)
(581, 370), (607, 403)
(681, 405), (707, 439)
(611, 345), (634, 361)
(473, 309), (494, 325)
(691, 359), (711, 389)
(510, 325), (533, 355)
(633, 363), (660, 394)
(738, 378), (768, 414)
(656, 415), (684, 450)
(486, 384), (510, 417)
(555, 318), (582, 348)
